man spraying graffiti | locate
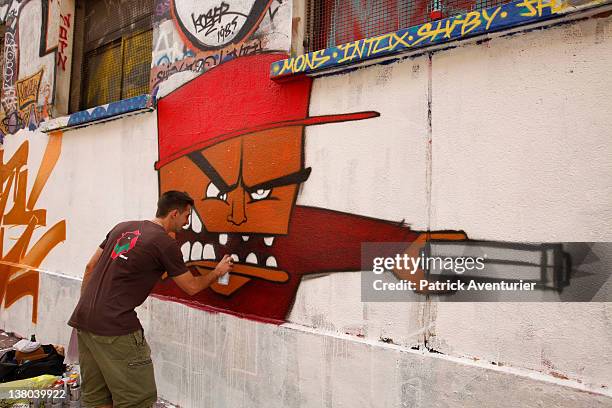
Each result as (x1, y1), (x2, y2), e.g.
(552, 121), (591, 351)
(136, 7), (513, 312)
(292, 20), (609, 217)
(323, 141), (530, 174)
(68, 191), (233, 407)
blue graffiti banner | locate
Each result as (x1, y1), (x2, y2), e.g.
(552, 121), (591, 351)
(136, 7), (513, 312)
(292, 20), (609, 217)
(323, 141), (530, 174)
(271, 0), (601, 78)
(67, 94), (152, 127)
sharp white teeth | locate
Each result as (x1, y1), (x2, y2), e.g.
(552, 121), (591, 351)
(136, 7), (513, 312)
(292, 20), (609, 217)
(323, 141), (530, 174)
(242, 235), (250, 241)
(265, 256), (277, 268)
(231, 254), (239, 263)
(219, 233), (228, 245)
(264, 237), (274, 246)
(180, 242), (191, 262)
(191, 210), (202, 234)
(246, 253), (257, 264)
(182, 211), (191, 230)
(190, 242), (203, 261)
(203, 244), (215, 260)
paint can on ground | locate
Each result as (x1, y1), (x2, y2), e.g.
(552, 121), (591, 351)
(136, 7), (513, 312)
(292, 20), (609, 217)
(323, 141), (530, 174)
(50, 381), (65, 407)
(69, 381), (81, 402)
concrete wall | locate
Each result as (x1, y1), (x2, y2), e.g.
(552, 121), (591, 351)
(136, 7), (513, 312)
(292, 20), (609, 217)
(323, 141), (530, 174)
(0, 4), (611, 408)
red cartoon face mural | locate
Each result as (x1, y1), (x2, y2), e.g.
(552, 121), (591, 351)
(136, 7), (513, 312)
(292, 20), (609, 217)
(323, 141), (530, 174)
(160, 126), (306, 236)
(153, 53), (467, 322)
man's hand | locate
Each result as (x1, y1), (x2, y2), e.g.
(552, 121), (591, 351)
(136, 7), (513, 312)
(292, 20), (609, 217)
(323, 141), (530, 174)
(173, 254), (234, 296)
(214, 254), (234, 277)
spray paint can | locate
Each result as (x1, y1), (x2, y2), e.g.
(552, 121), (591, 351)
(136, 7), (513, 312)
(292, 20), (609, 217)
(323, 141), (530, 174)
(69, 379), (81, 402)
(218, 253), (236, 285)
(50, 381), (65, 408)
(217, 273), (230, 285)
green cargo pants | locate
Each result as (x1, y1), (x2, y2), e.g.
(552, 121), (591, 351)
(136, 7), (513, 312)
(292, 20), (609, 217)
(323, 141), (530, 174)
(77, 329), (157, 407)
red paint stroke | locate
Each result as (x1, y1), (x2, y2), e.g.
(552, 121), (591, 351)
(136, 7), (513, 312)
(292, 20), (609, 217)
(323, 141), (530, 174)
(152, 205), (419, 323)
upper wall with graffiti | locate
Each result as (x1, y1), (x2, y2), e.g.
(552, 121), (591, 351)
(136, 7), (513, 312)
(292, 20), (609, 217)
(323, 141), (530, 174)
(0, 0), (75, 138)
(150, 0), (291, 94)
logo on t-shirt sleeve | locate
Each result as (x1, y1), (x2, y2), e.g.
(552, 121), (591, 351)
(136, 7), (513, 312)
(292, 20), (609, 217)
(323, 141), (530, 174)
(111, 230), (141, 260)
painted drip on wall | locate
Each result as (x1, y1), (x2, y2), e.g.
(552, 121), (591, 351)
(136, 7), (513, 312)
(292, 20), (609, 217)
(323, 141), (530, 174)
(0, 131), (66, 323)
(0, 0), (75, 138)
(150, 0), (290, 94)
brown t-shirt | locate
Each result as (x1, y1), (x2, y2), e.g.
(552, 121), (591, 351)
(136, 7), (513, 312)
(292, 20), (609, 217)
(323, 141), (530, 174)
(68, 220), (188, 335)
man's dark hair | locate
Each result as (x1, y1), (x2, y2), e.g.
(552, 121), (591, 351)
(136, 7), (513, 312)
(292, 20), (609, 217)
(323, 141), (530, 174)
(156, 191), (194, 217)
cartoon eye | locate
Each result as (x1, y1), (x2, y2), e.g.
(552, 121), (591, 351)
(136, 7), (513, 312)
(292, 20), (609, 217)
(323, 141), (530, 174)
(250, 188), (271, 201)
(206, 182), (227, 201)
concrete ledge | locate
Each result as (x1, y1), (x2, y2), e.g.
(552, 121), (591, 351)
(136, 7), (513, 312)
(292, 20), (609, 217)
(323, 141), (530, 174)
(40, 94), (154, 133)
(142, 298), (612, 407)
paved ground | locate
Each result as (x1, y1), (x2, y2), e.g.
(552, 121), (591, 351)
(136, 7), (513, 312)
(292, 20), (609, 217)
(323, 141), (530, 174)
(0, 330), (178, 407)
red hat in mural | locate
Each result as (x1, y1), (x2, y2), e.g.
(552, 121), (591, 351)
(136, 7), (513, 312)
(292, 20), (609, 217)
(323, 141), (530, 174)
(155, 53), (379, 169)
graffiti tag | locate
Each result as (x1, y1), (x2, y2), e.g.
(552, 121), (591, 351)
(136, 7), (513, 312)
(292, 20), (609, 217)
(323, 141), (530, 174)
(0, 133), (66, 323)
(150, 38), (263, 90)
(271, 0), (577, 77)
(191, 2), (243, 39)
(57, 13), (71, 71)
(2, 30), (18, 113)
(173, 0), (271, 49)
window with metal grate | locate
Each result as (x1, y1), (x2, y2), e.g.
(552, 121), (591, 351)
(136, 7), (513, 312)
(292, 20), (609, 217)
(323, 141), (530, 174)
(80, 0), (153, 110)
(305, 0), (509, 52)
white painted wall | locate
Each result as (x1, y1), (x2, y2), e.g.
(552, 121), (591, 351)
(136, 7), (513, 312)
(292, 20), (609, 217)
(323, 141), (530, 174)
(291, 11), (612, 394)
(301, 56), (429, 227)
(0, 9), (611, 408)
(0, 112), (158, 340)
(39, 113), (159, 277)
(430, 16), (612, 242)
(429, 14), (612, 389)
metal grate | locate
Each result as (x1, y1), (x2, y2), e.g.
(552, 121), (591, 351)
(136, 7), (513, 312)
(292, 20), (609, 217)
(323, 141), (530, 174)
(82, 40), (122, 109)
(84, 0), (154, 50)
(306, 0), (509, 52)
(80, 0), (153, 109)
(122, 30), (154, 99)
